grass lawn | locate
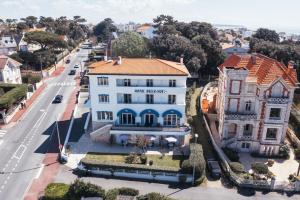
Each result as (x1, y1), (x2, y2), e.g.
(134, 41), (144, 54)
(84, 153), (181, 169)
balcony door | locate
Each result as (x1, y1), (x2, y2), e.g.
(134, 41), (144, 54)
(121, 113), (135, 125)
(145, 114), (154, 127)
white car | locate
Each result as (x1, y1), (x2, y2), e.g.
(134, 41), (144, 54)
(74, 64), (79, 68)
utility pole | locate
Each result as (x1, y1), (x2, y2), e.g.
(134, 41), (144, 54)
(56, 115), (62, 155)
(39, 55), (43, 78)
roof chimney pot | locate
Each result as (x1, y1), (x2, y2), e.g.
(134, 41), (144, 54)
(117, 56), (122, 65)
(288, 61), (295, 69)
(251, 55), (256, 64)
(180, 57), (184, 65)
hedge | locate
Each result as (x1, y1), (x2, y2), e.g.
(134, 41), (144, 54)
(44, 183), (70, 200)
(137, 192), (175, 200)
(229, 162), (245, 174)
(180, 143), (206, 182)
(0, 84), (27, 110)
(22, 74), (42, 84)
(68, 179), (105, 200)
(251, 162), (268, 174)
(105, 187), (139, 200)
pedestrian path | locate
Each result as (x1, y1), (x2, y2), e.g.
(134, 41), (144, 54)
(48, 81), (76, 87)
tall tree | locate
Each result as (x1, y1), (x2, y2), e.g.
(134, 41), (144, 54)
(24, 31), (67, 50)
(93, 18), (117, 42)
(38, 16), (55, 31)
(21, 16), (38, 28)
(253, 28), (280, 43)
(113, 31), (148, 57)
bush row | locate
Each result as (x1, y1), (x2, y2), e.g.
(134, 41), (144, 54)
(222, 147), (239, 162)
(22, 74), (42, 84)
(180, 143), (206, 184)
(0, 84), (27, 110)
(43, 181), (170, 200)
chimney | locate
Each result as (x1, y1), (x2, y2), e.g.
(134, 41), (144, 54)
(288, 61), (295, 69)
(251, 55), (256, 64)
(180, 57), (184, 65)
(287, 61), (294, 75)
(117, 56), (122, 65)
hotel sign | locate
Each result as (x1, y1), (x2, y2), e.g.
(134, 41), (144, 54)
(134, 89), (167, 94)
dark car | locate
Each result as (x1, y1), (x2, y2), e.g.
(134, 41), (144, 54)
(69, 70), (76, 75)
(65, 59), (71, 64)
(53, 95), (63, 103)
(76, 48), (80, 52)
(207, 159), (222, 179)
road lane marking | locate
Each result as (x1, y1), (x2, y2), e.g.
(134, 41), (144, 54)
(12, 145), (27, 160)
(35, 164), (44, 179)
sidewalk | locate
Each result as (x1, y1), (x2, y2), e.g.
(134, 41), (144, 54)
(24, 84), (79, 200)
(12, 83), (47, 122)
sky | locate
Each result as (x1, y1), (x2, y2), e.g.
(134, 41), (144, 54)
(0, 0), (300, 33)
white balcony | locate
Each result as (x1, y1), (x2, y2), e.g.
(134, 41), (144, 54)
(267, 97), (289, 104)
(225, 112), (257, 120)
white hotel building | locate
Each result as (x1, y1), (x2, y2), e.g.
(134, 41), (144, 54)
(216, 54), (298, 155)
(88, 57), (191, 146)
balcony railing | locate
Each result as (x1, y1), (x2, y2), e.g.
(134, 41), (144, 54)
(117, 101), (180, 105)
(225, 112), (257, 120)
(116, 83), (186, 88)
(111, 123), (191, 132)
(267, 96), (289, 104)
(239, 135), (252, 141)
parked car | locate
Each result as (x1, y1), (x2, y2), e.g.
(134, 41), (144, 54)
(68, 70), (76, 75)
(53, 95), (63, 103)
(74, 64), (79, 68)
(207, 159), (222, 179)
(65, 59), (70, 64)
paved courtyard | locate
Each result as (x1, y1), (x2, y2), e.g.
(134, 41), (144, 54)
(239, 149), (299, 182)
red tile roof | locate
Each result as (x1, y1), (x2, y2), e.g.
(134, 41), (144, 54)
(0, 55), (22, 69)
(88, 58), (189, 76)
(219, 54), (298, 87)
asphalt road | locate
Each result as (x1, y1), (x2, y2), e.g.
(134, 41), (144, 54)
(0, 48), (89, 200)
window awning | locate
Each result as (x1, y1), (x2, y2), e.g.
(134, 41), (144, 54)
(162, 109), (182, 118)
(139, 109), (159, 117)
(117, 108), (137, 117)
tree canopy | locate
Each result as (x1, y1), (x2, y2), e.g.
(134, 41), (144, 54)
(93, 18), (117, 42)
(113, 31), (148, 57)
(253, 28), (280, 43)
(24, 31), (67, 50)
(150, 15), (223, 76)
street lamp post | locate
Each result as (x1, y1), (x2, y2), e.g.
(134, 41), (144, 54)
(192, 133), (199, 186)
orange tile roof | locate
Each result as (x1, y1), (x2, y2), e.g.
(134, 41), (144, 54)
(219, 54), (298, 87)
(0, 55), (22, 69)
(88, 58), (190, 76)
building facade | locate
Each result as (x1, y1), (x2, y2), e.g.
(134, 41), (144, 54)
(216, 54), (298, 155)
(88, 57), (191, 147)
(0, 55), (22, 84)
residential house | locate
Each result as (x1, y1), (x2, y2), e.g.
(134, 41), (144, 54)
(216, 54), (298, 155)
(0, 55), (22, 84)
(136, 24), (155, 39)
(88, 57), (191, 147)
(0, 35), (17, 55)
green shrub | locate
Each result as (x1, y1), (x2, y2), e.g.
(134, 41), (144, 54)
(140, 154), (147, 164)
(251, 162), (268, 174)
(22, 74), (42, 84)
(0, 88), (5, 96)
(118, 187), (139, 196)
(125, 153), (141, 164)
(137, 192), (174, 200)
(68, 179), (105, 199)
(229, 162), (245, 174)
(222, 148), (239, 162)
(180, 143), (205, 179)
(294, 148), (300, 160)
(105, 188), (119, 200)
(0, 84), (27, 109)
(44, 183), (69, 200)
(279, 144), (290, 158)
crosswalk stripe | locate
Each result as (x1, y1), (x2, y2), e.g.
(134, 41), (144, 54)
(49, 82), (76, 87)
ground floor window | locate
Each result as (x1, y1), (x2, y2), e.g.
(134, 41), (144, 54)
(163, 114), (179, 126)
(241, 142), (250, 149)
(120, 113), (135, 125)
(266, 128), (277, 140)
(97, 111), (113, 120)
